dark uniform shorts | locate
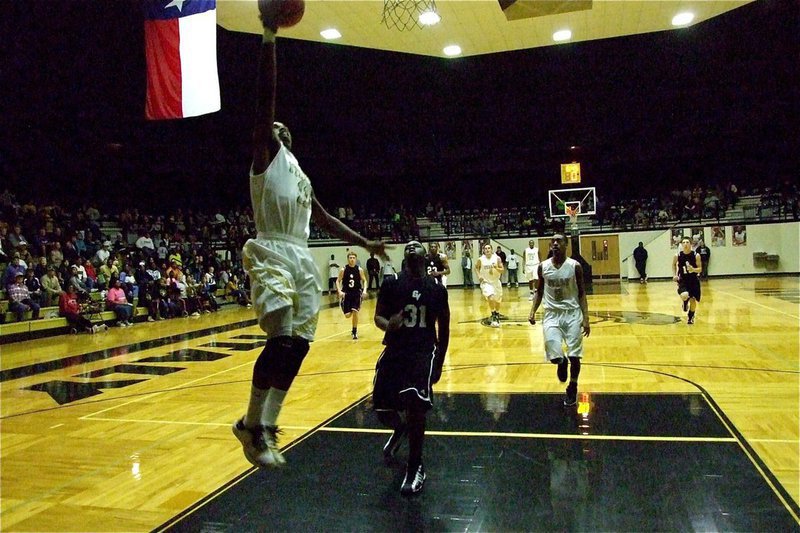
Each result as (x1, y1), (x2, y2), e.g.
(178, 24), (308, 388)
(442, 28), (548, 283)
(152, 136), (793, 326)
(677, 277), (701, 301)
(372, 347), (437, 412)
(340, 291), (362, 314)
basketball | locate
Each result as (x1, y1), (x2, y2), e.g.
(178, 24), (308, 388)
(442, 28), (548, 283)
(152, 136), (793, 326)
(274, 0), (305, 28)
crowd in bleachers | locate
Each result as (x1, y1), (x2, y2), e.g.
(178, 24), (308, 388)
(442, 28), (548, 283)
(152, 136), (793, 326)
(1, 192), (253, 332)
(428, 180), (799, 236)
(2, 175), (797, 335)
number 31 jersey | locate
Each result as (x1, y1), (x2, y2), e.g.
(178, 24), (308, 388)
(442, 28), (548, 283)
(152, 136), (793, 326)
(378, 272), (449, 353)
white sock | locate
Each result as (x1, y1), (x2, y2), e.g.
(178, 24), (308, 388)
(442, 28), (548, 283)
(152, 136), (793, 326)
(244, 385), (268, 427)
(263, 388), (287, 427)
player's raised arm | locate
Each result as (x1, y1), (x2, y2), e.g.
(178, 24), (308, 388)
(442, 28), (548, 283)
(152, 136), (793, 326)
(251, 2), (283, 175)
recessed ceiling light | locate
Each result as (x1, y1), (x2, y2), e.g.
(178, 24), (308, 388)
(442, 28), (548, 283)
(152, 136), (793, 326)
(553, 29), (572, 42)
(443, 45), (462, 57)
(320, 28), (341, 40)
(418, 10), (441, 26)
(672, 12), (694, 26)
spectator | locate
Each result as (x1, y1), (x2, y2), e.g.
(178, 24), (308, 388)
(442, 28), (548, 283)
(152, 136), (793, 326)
(3, 252), (26, 288)
(94, 240), (112, 266)
(696, 240), (711, 279)
(106, 278), (133, 327)
(327, 254), (340, 296)
(506, 249), (520, 288)
(7, 272), (41, 322)
(33, 256), (48, 280)
(47, 242), (64, 270)
(60, 284), (107, 334)
(225, 274), (251, 307)
(67, 265), (90, 298)
(461, 251), (474, 289)
(366, 252), (381, 291)
(41, 265), (63, 306)
(24, 268), (43, 305)
(136, 231), (156, 257)
(633, 242), (648, 284)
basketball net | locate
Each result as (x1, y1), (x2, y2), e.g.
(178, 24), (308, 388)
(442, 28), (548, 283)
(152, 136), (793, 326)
(381, 0), (439, 31)
(565, 205), (579, 233)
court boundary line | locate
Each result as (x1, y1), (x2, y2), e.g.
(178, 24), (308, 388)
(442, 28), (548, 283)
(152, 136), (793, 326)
(594, 363), (800, 524)
(715, 288), (800, 320)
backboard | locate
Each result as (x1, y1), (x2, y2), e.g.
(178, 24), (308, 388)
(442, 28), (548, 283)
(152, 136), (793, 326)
(548, 187), (597, 218)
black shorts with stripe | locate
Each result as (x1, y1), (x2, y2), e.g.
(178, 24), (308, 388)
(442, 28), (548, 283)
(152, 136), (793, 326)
(372, 346), (437, 412)
(677, 277), (701, 301)
(340, 291), (362, 314)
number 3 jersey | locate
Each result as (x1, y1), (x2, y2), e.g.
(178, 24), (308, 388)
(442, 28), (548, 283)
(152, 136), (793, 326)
(541, 257), (580, 311)
(377, 272), (449, 353)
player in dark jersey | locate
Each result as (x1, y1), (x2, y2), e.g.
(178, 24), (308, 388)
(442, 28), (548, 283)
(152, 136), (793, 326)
(672, 237), (703, 324)
(373, 240), (450, 495)
(337, 252), (367, 339)
(425, 242), (450, 287)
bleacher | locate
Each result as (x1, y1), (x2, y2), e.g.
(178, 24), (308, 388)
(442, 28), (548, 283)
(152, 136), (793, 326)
(0, 288), (232, 344)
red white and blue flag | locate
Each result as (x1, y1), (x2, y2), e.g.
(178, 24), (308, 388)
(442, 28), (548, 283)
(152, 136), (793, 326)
(144, 0), (220, 120)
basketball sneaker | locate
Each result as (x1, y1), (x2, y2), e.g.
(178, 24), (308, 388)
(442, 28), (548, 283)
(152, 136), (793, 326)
(383, 424), (407, 459)
(232, 417), (286, 468)
(556, 359), (568, 383)
(687, 312), (695, 325)
(400, 464), (426, 495)
(564, 383), (578, 406)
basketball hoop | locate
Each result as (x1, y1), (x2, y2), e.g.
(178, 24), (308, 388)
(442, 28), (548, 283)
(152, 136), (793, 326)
(381, 0), (440, 31)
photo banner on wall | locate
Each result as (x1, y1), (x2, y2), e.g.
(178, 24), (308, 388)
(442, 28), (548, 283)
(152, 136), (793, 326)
(711, 226), (726, 247)
(732, 225), (747, 246)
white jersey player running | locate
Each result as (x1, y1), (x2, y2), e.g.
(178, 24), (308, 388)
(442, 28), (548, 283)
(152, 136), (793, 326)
(523, 240), (541, 301)
(528, 233), (590, 407)
(475, 243), (504, 327)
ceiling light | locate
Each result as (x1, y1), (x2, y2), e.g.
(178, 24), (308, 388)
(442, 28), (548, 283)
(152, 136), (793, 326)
(443, 45), (462, 57)
(320, 28), (341, 40)
(418, 10), (441, 26)
(671, 12), (694, 26)
(553, 29), (572, 42)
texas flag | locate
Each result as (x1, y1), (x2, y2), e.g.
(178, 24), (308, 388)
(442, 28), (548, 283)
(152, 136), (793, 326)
(144, 0), (221, 120)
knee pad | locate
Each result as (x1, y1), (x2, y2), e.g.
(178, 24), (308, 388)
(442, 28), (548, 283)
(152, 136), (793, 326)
(282, 337), (310, 376)
(680, 292), (690, 300)
(253, 336), (294, 384)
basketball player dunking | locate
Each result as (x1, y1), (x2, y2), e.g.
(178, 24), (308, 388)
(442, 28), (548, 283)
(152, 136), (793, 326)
(232, 1), (388, 468)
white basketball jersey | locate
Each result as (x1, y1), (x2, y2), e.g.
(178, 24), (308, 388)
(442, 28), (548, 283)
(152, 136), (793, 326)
(479, 254), (501, 281)
(541, 257), (580, 311)
(250, 143), (313, 241)
(524, 246), (540, 265)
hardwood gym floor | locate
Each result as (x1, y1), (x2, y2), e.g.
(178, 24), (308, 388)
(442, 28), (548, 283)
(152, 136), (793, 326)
(1, 276), (798, 531)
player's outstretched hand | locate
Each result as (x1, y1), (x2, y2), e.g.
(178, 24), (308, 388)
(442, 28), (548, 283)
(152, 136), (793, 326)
(365, 240), (392, 262)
